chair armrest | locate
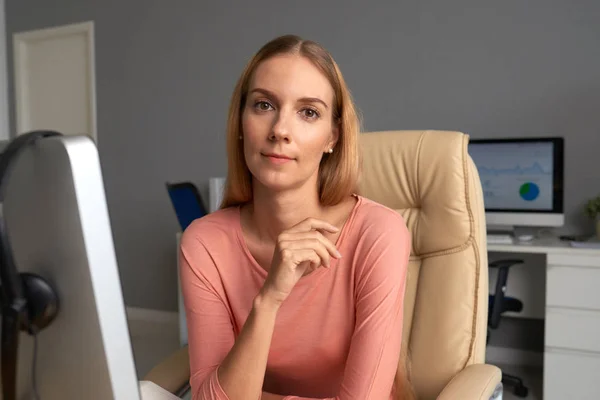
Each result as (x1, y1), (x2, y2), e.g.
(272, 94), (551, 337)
(143, 345), (190, 396)
(437, 364), (502, 400)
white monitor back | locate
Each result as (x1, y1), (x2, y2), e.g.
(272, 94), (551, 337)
(3, 135), (140, 399)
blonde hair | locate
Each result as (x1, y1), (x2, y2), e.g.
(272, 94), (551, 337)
(220, 34), (361, 209)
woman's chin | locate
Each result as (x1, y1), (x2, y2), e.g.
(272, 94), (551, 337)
(253, 173), (303, 193)
(259, 180), (296, 193)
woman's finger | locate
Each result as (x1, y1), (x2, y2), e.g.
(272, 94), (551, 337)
(278, 231), (341, 259)
(286, 249), (322, 271)
(286, 217), (339, 235)
(281, 239), (332, 267)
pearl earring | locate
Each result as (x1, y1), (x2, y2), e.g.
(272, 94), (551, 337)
(328, 148), (333, 153)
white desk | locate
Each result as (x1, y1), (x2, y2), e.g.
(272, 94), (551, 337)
(488, 237), (600, 400)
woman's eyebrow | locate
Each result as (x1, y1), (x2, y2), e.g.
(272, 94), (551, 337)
(249, 88), (328, 109)
(298, 97), (329, 109)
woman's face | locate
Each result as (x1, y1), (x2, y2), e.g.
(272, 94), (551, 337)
(241, 54), (338, 194)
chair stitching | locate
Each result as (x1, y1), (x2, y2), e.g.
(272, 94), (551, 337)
(459, 133), (480, 370)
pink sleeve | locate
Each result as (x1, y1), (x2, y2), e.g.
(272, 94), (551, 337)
(282, 214), (410, 400)
(179, 229), (234, 400)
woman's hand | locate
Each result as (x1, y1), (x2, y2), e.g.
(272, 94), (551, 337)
(260, 218), (342, 306)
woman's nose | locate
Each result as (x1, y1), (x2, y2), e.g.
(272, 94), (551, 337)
(270, 110), (292, 142)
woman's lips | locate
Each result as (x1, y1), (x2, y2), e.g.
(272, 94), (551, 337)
(263, 153), (294, 164)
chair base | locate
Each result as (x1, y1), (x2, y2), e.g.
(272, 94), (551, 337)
(502, 372), (529, 397)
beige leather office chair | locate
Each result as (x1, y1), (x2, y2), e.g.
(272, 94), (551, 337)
(140, 130), (502, 400)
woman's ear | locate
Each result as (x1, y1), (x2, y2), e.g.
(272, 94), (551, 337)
(329, 124), (340, 151)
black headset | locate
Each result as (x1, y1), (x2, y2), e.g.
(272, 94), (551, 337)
(0, 130), (63, 399)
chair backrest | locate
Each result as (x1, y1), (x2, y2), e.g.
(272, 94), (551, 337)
(357, 130), (489, 400)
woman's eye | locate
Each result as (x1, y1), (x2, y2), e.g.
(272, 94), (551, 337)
(301, 108), (320, 119)
(255, 101), (273, 111)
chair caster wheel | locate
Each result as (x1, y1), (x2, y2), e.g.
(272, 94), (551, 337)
(513, 384), (528, 397)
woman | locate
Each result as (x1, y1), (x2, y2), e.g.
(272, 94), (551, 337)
(180, 34), (413, 400)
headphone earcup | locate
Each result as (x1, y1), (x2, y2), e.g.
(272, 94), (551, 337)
(19, 272), (59, 333)
(0, 130), (63, 336)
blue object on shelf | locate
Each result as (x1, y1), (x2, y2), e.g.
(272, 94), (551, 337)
(166, 181), (208, 231)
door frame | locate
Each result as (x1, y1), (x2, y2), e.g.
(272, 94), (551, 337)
(0, 0), (9, 141)
(13, 21), (97, 141)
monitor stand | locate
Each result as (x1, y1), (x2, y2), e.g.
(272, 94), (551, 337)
(487, 225), (514, 235)
(487, 225), (539, 242)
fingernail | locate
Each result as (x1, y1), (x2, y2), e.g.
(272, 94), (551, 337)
(336, 250), (342, 258)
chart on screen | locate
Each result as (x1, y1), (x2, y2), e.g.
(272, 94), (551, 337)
(472, 141), (554, 210)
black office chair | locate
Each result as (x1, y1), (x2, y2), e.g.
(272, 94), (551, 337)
(488, 259), (529, 398)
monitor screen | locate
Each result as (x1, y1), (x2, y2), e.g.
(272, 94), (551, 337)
(468, 138), (564, 213)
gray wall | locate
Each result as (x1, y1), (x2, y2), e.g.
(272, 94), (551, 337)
(5, 0), (600, 312)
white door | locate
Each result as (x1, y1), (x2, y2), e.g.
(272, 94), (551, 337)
(13, 21), (97, 141)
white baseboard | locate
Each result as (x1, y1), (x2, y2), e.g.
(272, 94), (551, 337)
(486, 345), (544, 367)
(126, 306), (179, 325)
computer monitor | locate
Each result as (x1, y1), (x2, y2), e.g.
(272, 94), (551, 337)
(468, 137), (565, 229)
(1, 134), (141, 399)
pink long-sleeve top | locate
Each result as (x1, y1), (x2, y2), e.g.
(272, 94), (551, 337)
(179, 195), (411, 400)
